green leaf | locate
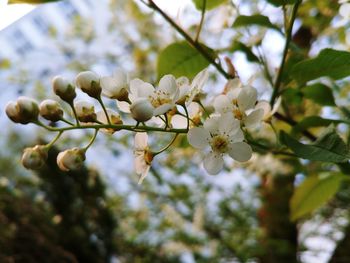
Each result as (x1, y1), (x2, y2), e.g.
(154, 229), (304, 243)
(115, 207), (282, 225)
(282, 88), (303, 105)
(9, 0), (60, 3)
(291, 49), (350, 83)
(230, 41), (259, 63)
(232, 15), (281, 32)
(302, 83), (336, 106)
(280, 129), (350, 163)
(290, 173), (345, 221)
(157, 42), (213, 79)
(292, 116), (344, 135)
(266, 0), (296, 6)
(192, 0), (227, 10)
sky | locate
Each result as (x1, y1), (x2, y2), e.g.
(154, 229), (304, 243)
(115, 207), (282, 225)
(0, 0), (191, 31)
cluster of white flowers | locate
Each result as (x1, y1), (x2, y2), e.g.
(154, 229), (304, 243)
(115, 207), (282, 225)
(187, 79), (271, 175)
(6, 67), (276, 182)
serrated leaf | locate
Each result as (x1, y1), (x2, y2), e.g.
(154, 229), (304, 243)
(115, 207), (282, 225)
(266, 0), (296, 6)
(291, 49), (350, 83)
(280, 129), (350, 163)
(157, 42), (214, 79)
(290, 173), (344, 221)
(302, 83), (336, 106)
(232, 14), (281, 32)
(292, 116), (343, 135)
(230, 41), (259, 63)
(192, 0), (227, 10)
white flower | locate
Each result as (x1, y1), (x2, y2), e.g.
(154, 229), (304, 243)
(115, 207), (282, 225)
(96, 109), (123, 134)
(187, 114), (252, 175)
(134, 133), (154, 184)
(75, 71), (101, 98)
(118, 75), (179, 117)
(255, 97), (281, 121)
(176, 69), (209, 106)
(52, 76), (76, 103)
(130, 98), (155, 122)
(57, 148), (86, 171)
(74, 100), (96, 122)
(5, 96), (39, 124)
(39, 99), (63, 122)
(214, 85), (264, 128)
(100, 70), (129, 101)
(171, 102), (202, 128)
(21, 145), (48, 170)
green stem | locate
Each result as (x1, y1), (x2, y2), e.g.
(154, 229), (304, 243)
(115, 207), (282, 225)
(97, 96), (111, 124)
(146, 0), (231, 79)
(198, 101), (209, 117)
(270, 0), (301, 106)
(45, 131), (63, 149)
(69, 101), (80, 126)
(60, 117), (75, 126)
(183, 105), (190, 130)
(83, 129), (99, 152)
(195, 0), (206, 42)
(154, 134), (179, 155)
(36, 121), (188, 134)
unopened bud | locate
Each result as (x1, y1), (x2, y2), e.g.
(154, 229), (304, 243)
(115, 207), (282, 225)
(75, 71), (101, 98)
(6, 97), (39, 124)
(96, 110), (123, 134)
(52, 76), (76, 103)
(39, 99), (64, 122)
(74, 101), (96, 122)
(130, 98), (154, 122)
(57, 147), (86, 171)
(21, 145), (48, 170)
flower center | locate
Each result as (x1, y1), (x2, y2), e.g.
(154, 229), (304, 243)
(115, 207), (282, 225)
(210, 135), (229, 153)
(149, 91), (172, 108)
(144, 150), (154, 165)
(233, 108), (243, 120)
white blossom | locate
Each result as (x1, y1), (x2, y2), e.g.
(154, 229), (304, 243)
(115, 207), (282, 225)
(5, 96), (39, 124)
(134, 133), (153, 184)
(39, 99), (63, 122)
(214, 85), (264, 128)
(100, 70), (129, 101)
(74, 100), (96, 122)
(75, 71), (101, 98)
(187, 114), (252, 175)
(21, 145), (48, 170)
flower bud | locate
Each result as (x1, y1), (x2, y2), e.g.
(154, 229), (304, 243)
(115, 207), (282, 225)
(21, 145), (48, 170)
(6, 97), (39, 124)
(57, 147), (86, 171)
(52, 76), (76, 103)
(75, 71), (101, 98)
(74, 101), (96, 122)
(39, 99), (64, 122)
(130, 98), (154, 122)
(96, 110), (123, 134)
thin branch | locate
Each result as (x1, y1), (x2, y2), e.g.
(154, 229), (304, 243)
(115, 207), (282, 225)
(195, 0), (206, 42)
(270, 0), (301, 106)
(145, 0), (231, 79)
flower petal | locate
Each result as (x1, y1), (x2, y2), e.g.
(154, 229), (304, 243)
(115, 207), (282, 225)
(203, 152), (224, 175)
(130, 78), (154, 98)
(213, 95), (231, 113)
(187, 127), (210, 149)
(153, 103), (173, 116)
(203, 115), (220, 135)
(237, 86), (257, 111)
(171, 114), (187, 129)
(228, 142), (252, 162)
(255, 100), (271, 120)
(138, 165), (150, 184)
(116, 101), (130, 113)
(219, 113), (240, 135)
(135, 132), (148, 149)
(244, 108), (264, 129)
(159, 75), (177, 95)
